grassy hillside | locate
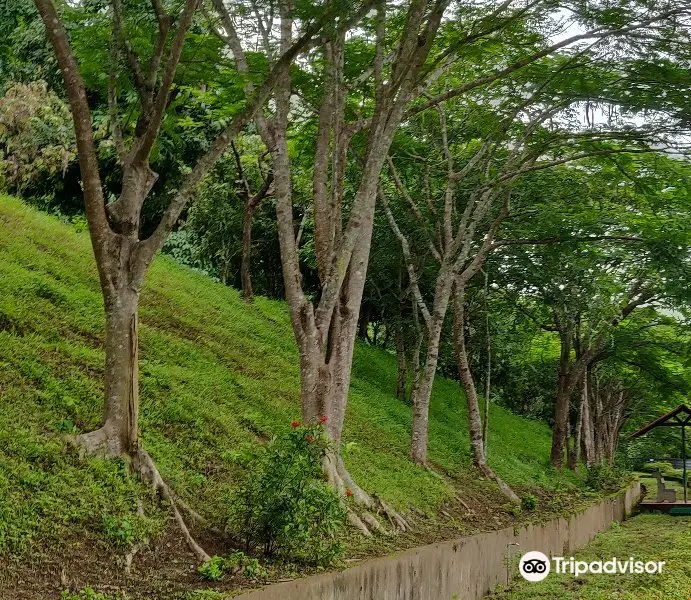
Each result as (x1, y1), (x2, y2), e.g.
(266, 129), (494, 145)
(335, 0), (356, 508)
(489, 514), (691, 600)
(0, 195), (589, 597)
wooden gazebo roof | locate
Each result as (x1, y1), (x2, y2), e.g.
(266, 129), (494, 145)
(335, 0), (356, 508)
(627, 405), (691, 439)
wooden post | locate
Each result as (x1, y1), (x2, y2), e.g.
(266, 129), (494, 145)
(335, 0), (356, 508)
(683, 424), (688, 504)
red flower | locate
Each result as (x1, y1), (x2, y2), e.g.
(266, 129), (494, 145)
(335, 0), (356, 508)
(291, 420), (300, 428)
(306, 435), (315, 443)
(345, 488), (353, 498)
(319, 415), (328, 424)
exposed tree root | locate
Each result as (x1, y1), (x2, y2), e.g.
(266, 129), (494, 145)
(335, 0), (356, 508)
(124, 541), (144, 575)
(70, 430), (213, 563)
(347, 509), (372, 536)
(170, 489), (226, 537)
(73, 426), (114, 457)
(324, 451), (410, 535)
(476, 460), (521, 505)
(124, 499), (149, 575)
(133, 447), (212, 563)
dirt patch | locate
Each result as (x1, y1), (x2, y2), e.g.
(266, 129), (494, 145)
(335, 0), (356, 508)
(0, 526), (250, 600)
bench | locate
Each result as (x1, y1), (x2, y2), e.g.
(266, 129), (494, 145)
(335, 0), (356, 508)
(654, 471), (677, 503)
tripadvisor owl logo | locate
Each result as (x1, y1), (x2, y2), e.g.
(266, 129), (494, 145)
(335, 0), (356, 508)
(518, 551), (665, 582)
(518, 551), (551, 582)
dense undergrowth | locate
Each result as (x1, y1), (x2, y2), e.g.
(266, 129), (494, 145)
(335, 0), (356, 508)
(0, 195), (589, 581)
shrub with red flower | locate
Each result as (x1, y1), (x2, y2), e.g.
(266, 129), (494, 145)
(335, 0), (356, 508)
(319, 415), (328, 424)
(306, 435), (315, 443)
(345, 488), (352, 498)
(291, 420), (300, 428)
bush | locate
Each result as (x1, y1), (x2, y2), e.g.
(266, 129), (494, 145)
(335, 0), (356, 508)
(521, 493), (538, 511)
(0, 81), (76, 197)
(226, 422), (346, 566)
(641, 461), (684, 480)
(198, 551), (268, 582)
(585, 463), (629, 492)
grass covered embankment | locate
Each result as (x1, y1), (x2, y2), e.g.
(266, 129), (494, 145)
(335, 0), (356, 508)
(0, 195), (593, 598)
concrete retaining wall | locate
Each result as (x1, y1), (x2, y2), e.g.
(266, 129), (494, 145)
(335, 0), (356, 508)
(234, 481), (641, 600)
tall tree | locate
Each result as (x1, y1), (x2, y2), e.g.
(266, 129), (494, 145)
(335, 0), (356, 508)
(35, 0), (328, 559)
(380, 0), (691, 469)
(210, 0), (452, 533)
(497, 155), (691, 468)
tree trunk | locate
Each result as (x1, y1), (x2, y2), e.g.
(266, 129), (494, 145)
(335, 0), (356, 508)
(395, 324), (407, 401)
(568, 401), (582, 471)
(410, 318), (444, 465)
(409, 299), (423, 405)
(550, 327), (592, 468)
(77, 286), (140, 458)
(593, 386), (606, 463)
(551, 374), (573, 468)
(452, 279), (519, 503)
(409, 270), (454, 465)
(241, 200), (255, 302)
(481, 269), (491, 453)
(581, 372), (595, 466)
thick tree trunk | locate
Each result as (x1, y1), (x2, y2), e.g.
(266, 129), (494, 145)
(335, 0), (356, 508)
(550, 329), (592, 468)
(452, 279), (520, 503)
(76, 287), (140, 457)
(241, 201), (255, 302)
(551, 375), (573, 468)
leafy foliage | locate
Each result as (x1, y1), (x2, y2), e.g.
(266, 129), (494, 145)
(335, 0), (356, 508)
(227, 423), (346, 566)
(0, 81), (75, 198)
(585, 464), (630, 493)
(197, 551), (267, 582)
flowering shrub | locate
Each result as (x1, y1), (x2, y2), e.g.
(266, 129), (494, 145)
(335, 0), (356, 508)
(226, 422), (346, 566)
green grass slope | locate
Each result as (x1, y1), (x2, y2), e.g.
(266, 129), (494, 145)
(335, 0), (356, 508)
(489, 514), (691, 600)
(0, 195), (583, 568)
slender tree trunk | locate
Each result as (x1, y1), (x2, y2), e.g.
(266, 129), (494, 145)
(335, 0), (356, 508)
(241, 201), (255, 301)
(569, 401), (582, 471)
(409, 299), (423, 405)
(581, 372), (595, 466)
(482, 271), (491, 454)
(452, 279), (519, 503)
(593, 387), (606, 463)
(395, 324), (408, 401)
(409, 270), (453, 464)
(410, 317), (445, 464)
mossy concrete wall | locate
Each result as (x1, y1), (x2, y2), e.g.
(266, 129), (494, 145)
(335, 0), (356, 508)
(235, 482), (641, 600)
